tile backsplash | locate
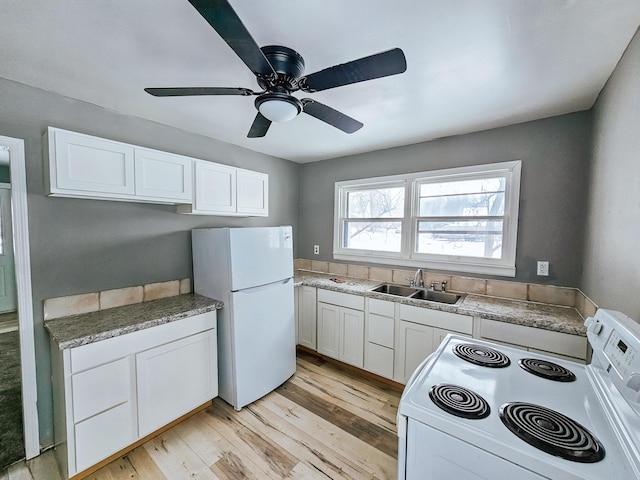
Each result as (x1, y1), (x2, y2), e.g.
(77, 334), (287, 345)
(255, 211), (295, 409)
(295, 259), (597, 319)
(44, 278), (191, 321)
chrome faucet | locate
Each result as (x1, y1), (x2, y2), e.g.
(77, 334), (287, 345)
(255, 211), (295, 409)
(430, 280), (448, 292)
(412, 269), (424, 288)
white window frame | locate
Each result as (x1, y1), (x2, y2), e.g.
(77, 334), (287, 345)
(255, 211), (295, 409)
(333, 160), (521, 277)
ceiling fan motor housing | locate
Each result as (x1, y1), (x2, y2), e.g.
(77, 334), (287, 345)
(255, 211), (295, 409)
(257, 45), (305, 92)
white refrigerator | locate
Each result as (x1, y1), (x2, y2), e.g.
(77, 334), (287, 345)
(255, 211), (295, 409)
(192, 226), (296, 410)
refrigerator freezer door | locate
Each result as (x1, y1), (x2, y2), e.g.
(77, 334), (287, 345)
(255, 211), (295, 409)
(228, 226), (293, 290)
(230, 278), (296, 409)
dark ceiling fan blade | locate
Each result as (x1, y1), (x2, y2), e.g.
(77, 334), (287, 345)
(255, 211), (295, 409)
(302, 100), (363, 134)
(247, 112), (271, 138)
(144, 87), (255, 97)
(300, 48), (407, 93)
(188, 0), (275, 77)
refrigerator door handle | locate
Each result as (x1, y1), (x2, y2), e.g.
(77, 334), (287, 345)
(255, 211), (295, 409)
(232, 277), (293, 294)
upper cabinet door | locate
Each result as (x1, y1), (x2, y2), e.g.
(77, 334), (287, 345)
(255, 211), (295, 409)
(193, 160), (237, 213)
(236, 168), (269, 216)
(134, 148), (193, 202)
(50, 128), (135, 195)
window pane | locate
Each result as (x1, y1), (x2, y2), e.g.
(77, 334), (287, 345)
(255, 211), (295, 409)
(344, 221), (402, 252)
(419, 178), (505, 217)
(420, 178), (505, 197)
(347, 187), (404, 218)
(416, 220), (503, 258)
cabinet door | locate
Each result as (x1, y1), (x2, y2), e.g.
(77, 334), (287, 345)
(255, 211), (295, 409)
(50, 128), (135, 196)
(317, 302), (340, 360)
(340, 307), (364, 368)
(297, 286), (317, 350)
(193, 160), (237, 213)
(398, 321), (434, 384)
(236, 168), (268, 216)
(134, 148), (192, 202)
(136, 329), (217, 436)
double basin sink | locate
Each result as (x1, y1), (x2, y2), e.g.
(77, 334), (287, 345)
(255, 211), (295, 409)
(370, 283), (463, 305)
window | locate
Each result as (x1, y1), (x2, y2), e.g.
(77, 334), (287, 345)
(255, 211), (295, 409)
(334, 161), (521, 276)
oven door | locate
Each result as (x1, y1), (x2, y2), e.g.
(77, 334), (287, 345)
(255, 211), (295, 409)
(405, 419), (548, 480)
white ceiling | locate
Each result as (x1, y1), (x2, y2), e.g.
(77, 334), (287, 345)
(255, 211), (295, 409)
(1, 1), (639, 163)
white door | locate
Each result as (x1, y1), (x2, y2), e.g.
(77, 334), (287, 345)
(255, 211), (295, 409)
(193, 160), (236, 213)
(236, 168), (268, 216)
(297, 286), (317, 349)
(398, 321), (434, 383)
(136, 329), (218, 436)
(0, 186), (16, 313)
(340, 307), (364, 368)
(317, 302), (340, 360)
(231, 278), (296, 409)
(228, 226), (293, 289)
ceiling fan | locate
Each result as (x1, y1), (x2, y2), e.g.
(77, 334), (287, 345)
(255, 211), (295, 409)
(144, 0), (407, 138)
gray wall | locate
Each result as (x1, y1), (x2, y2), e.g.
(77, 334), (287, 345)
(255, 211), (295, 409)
(0, 77), (299, 446)
(583, 27), (640, 319)
(298, 112), (592, 286)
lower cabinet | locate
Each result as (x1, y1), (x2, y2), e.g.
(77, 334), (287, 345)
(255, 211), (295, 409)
(136, 330), (218, 437)
(51, 312), (217, 478)
(296, 285), (317, 350)
(317, 290), (365, 368)
(396, 305), (472, 384)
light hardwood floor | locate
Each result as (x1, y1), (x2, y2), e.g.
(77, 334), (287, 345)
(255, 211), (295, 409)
(2, 351), (402, 480)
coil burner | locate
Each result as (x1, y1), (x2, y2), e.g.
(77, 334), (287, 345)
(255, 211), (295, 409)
(519, 358), (577, 382)
(499, 402), (605, 463)
(429, 384), (491, 420)
(453, 343), (511, 368)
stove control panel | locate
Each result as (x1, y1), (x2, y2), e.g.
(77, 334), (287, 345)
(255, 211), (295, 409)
(604, 329), (636, 377)
(587, 309), (640, 406)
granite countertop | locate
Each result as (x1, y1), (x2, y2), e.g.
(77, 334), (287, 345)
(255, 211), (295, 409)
(295, 271), (586, 336)
(45, 293), (223, 350)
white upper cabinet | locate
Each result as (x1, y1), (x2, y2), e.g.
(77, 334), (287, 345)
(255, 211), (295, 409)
(45, 126), (269, 216)
(237, 168), (269, 215)
(134, 147), (192, 202)
(47, 127), (136, 196)
(44, 127), (193, 204)
(177, 160), (269, 217)
(193, 161), (237, 214)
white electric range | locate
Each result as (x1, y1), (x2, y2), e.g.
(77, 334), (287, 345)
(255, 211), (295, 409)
(397, 309), (640, 480)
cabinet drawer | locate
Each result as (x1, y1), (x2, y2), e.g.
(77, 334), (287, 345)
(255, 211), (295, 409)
(317, 289), (364, 310)
(368, 313), (394, 348)
(71, 357), (133, 423)
(74, 402), (136, 473)
(366, 343), (394, 379)
(369, 298), (395, 317)
(399, 304), (472, 334)
(480, 319), (587, 360)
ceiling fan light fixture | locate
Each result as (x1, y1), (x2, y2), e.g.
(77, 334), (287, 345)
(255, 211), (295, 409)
(255, 93), (302, 123)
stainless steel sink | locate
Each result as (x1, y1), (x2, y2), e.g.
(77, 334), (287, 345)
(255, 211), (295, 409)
(370, 283), (463, 304)
(370, 284), (419, 297)
(410, 289), (462, 305)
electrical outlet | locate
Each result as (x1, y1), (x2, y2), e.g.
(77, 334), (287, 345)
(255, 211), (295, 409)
(537, 261), (549, 276)
(313, 244), (320, 255)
